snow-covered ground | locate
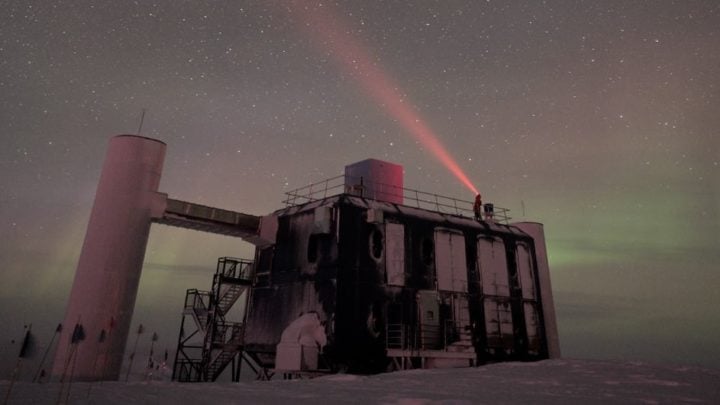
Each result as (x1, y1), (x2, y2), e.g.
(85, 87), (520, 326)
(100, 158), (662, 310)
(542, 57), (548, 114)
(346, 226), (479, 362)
(2, 359), (718, 404)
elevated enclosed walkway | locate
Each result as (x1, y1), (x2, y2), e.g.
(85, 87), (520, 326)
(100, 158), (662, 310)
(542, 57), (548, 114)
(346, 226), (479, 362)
(153, 198), (261, 238)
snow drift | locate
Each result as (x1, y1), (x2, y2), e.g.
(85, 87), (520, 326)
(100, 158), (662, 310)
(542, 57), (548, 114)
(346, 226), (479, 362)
(2, 358), (719, 404)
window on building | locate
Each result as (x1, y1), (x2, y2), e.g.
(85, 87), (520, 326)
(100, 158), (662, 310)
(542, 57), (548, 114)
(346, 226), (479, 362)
(307, 234), (319, 263)
(421, 238), (434, 266)
(369, 227), (384, 261)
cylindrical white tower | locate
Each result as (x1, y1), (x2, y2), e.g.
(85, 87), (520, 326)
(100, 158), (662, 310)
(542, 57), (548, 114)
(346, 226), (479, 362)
(513, 222), (562, 359)
(52, 135), (167, 381)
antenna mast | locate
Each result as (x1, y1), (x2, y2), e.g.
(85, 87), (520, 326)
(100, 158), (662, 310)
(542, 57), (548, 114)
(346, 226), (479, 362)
(137, 109), (146, 135)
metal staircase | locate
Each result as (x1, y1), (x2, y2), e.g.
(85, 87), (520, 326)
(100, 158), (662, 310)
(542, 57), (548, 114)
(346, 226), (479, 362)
(172, 257), (254, 382)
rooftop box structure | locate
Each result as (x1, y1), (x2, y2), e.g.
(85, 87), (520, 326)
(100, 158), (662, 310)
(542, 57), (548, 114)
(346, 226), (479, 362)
(344, 159), (404, 204)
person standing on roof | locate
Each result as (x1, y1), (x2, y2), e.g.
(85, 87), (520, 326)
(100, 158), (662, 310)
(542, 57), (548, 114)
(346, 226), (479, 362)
(473, 193), (483, 221)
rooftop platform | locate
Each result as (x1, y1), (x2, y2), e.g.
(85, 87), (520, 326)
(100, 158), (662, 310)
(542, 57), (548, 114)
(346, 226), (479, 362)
(282, 174), (511, 223)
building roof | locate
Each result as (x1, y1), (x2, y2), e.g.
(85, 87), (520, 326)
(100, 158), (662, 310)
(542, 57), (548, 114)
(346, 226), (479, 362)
(273, 194), (529, 238)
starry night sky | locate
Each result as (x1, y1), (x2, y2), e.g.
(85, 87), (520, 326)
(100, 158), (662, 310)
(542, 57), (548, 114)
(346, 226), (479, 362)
(1, 0), (719, 374)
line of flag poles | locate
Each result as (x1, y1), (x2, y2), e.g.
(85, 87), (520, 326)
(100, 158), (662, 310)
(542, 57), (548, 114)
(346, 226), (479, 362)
(2, 321), (167, 405)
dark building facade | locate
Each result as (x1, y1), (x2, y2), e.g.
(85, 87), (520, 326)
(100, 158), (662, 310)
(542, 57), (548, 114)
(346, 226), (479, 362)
(172, 159), (559, 380)
(243, 188), (559, 374)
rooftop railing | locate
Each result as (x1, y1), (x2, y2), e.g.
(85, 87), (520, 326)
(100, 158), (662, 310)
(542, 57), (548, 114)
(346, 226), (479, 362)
(283, 174), (511, 223)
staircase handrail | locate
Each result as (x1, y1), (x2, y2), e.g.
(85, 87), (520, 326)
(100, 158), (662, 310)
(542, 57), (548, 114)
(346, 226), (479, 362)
(216, 257), (254, 280)
(212, 321), (245, 346)
(184, 289), (212, 311)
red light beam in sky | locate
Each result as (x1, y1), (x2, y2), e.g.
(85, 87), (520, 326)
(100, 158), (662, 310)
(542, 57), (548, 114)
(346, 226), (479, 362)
(282, 1), (480, 195)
